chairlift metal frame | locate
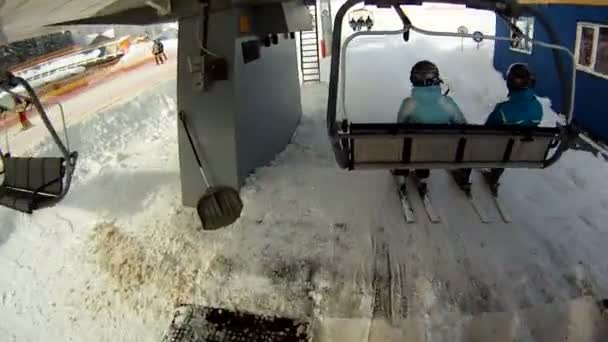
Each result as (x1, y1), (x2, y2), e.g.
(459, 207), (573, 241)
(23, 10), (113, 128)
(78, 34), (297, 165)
(327, 0), (578, 170)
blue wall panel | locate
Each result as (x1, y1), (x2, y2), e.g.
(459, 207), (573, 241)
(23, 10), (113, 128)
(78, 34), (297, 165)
(494, 5), (608, 142)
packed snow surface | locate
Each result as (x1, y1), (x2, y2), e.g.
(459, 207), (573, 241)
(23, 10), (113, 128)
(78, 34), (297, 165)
(1, 10), (608, 342)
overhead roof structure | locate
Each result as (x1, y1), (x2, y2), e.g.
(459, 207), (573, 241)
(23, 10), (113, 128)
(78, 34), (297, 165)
(0, 0), (307, 44)
(0, 0), (172, 43)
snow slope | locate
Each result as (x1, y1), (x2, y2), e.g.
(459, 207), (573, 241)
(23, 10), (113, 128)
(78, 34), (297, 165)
(1, 29), (608, 342)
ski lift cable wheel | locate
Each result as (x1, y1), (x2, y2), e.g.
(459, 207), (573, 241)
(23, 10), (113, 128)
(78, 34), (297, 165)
(0, 72), (78, 213)
(328, 0), (578, 172)
(349, 7), (373, 21)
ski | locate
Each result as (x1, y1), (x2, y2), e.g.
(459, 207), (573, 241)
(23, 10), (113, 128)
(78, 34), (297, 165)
(480, 171), (512, 223)
(467, 190), (492, 223)
(394, 175), (416, 223)
(450, 171), (492, 223)
(492, 196), (512, 223)
(412, 176), (441, 223)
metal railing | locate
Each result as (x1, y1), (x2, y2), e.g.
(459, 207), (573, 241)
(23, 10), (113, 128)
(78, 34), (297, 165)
(23, 52), (124, 83)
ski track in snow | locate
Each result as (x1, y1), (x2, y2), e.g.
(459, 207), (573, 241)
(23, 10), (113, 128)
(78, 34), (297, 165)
(1, 36), (608, 342)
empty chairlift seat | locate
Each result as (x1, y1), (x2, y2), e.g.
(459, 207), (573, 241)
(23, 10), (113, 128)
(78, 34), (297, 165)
(347, 124), (561, 170)
(0, 157), (66, 213)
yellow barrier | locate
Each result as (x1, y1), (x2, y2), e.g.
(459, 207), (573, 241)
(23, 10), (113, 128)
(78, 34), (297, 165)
(43, 77), (90, 99)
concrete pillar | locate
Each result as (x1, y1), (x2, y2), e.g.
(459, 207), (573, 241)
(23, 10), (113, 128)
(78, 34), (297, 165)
(177, 10), (238, 206)
(177, 7), (302, 207)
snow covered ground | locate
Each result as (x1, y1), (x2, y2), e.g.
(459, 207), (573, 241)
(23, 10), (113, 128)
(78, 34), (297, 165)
(1, 11), (608, 342)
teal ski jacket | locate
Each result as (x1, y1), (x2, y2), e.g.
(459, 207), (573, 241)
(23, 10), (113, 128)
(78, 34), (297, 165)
(397, 86), (466, 124)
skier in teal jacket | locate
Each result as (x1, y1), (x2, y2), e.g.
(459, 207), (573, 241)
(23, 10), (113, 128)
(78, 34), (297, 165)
(395, 61), (466, 188)
(397, 60), (466, 125)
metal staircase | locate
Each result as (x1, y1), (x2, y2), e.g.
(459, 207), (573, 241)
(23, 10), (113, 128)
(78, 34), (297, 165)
(299, 3), (321, 83)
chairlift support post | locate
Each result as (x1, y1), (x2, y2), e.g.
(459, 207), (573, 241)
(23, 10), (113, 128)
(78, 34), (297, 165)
(327, 0), (577, 172)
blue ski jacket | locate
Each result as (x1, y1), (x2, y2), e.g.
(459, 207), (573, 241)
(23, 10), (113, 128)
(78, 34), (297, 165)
(397, 86), (467, 124)
(485, 89), (543, 126)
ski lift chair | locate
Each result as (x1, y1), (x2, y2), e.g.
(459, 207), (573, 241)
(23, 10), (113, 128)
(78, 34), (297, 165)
(0, 74), (78, 214)
(328, 0), (578, 171)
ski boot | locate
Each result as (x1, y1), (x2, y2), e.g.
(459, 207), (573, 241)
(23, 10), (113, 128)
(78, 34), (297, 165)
(408, 169), (429, 196)
(451, 169), (472, 194)
(481, 170), (500, 196)
(416, 179), (429, 197)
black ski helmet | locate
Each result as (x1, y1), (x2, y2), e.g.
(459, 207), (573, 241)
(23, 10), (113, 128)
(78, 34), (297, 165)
(506, 63), (536, 91)
(410, 60), (442, 87)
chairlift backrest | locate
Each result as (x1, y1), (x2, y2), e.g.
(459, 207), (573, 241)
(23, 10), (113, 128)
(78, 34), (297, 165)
(350, 124), (559, 169)
(3, 157), (65, 195)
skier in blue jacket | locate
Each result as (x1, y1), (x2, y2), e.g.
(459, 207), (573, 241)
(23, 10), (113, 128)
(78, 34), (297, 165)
(483, 63), (543, 191)
(486, 63), (542, 127)
(394, 61), (467, 188)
